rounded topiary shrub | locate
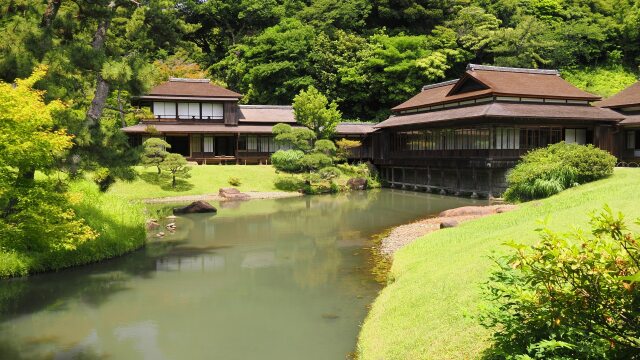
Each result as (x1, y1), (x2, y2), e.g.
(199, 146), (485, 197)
(271, 150), (305, 173)
(504, 142), (616, 202)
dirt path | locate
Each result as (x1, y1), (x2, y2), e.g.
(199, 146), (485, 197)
(143, 191), (302, 204)
(379, 205), (518, 256)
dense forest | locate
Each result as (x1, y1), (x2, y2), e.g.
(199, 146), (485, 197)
(2, 0), (639, 126)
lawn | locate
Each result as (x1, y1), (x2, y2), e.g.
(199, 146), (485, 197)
(108, 165), (283, 201)
(357, 168), (640, 359)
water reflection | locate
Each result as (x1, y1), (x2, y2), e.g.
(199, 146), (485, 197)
(0, 190), (481, 360)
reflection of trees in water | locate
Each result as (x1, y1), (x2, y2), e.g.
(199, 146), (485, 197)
(290, 237), (343, 290)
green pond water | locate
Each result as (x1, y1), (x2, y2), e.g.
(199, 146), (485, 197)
(0, 189), (481, 360)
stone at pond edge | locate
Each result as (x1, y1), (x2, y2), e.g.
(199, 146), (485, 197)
(219, 187), (251, 201)
(440, 219), (459, 229)
(173, 201), (217, 215)
(346, 177), (368, 190)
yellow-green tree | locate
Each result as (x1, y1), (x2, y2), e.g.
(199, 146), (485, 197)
(0, 67), (96, 252)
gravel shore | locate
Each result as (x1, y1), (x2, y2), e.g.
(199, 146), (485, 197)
(379, 205), (517, 256)
(143, 191), (302, 204)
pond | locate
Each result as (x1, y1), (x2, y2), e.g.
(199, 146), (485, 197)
(0, 189), (481, 360)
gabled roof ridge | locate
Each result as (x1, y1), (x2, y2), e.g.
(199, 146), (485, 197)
(422, 79), (459, 91)
(467, 64), (559, 75)
(239, 104), (293, 109)
(169, 77), (211, 83)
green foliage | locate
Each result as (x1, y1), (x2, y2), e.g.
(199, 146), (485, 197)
(335, 138), (362, 161)
(301, 153), (333, 171)
(140, 138), (171, 174)
(272, 123), (316, 151)
(504, 143), (616, 202)
(271, 149), (305, 173)
(317, 166), (341, 181)
(274, 175), (306, 191)
(0, 181), (97, 253)
(336, 163), (381, 188)
(313, 139), (337, 156)
(228, 176), (242, 186)
(563, 64), (639, 98)
(0, 68), (97, 258)
(292, 86), (342, 139)
(93, 167), (115, 192)
(0, 179), (146, 278)
(160, 153), (191, 189)
(480, 207), (640, 358)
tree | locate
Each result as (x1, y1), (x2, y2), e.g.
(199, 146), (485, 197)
(292, 86), (341, 139)
(140, 138), (171, 174)
(160, 153), (191, 188)
(272, 123), (316, 152)
(313, 139), (337, 156)
(335, 138), (362, 161)
(0, 67), (96, 253)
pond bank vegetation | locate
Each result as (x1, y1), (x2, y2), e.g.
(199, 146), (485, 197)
(357, 168), (640, 360)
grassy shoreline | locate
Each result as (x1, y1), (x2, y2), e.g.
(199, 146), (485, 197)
(0, 180), (147, 279)
(357, 168), (640, 359)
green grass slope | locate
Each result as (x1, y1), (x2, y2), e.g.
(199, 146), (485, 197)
(0, 180), (146, 278)
(357, 168), (640, 359)
(108, 165), (283, 201)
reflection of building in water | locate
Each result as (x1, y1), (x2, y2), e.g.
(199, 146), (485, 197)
(156, 254), (225, 272)
(241, 251), (276, 269)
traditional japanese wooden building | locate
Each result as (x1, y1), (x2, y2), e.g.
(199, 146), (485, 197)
(371, 64), (624, 196)
(122, 78), (373, 164)
(596, 81), (640, 163)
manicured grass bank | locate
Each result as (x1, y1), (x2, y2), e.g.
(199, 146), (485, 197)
(357, 168), (640, 359)
(0, 181), (146, 278)
(108, 165), (282, 200)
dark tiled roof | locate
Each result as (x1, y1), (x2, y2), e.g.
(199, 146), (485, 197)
(596, 81), (640, 109)
(238, 105), (295, 123)
(376, 103), (623, 128)
(144, 78), (242, 99)
(121, 123), (279, 134)
(393, 64), (600, 111)
(335, 123), (376, 135)
(620, 113), (640, 125)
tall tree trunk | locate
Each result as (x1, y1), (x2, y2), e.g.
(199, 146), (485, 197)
(86, 18), (111, 127)
(41, 0), (62, 28)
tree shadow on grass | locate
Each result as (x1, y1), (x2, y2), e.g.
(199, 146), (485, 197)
(139, 172), (194, 192)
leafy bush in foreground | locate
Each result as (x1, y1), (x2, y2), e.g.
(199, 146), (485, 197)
(504, 143), (615, 202)
(480, 207), (640, 359)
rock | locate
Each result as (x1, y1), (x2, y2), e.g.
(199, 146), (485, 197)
(219, 187), (251, 201)
(166, 215), (177, 220)
(166, 222), (176, 230)
(145, 219), (160, 230)
(156, 232), (165, 237)
(440, 219), (459, 229)
(173, 201), (217, 215)
(346, 177), (368, 190)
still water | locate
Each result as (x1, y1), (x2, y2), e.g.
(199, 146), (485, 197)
(0, 190), (480, 360)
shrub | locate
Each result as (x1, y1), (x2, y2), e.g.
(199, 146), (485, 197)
(335, 138), (362, 162)
(301, 153), (333, 171)
(313, 139), (337, 156)
(274, 175), (306, 191)
(479, 207), (640, 359)
(317, 166), (341, 181)
(504, 143), (615, 202)
(271, 149), (305, 173)
(228, 177), (241, 186)
(93, 167), (116, 192)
